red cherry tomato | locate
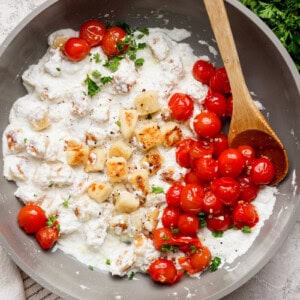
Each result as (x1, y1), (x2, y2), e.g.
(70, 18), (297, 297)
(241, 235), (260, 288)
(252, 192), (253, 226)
(152, 228), (173, 251)
(232, 202), (259, 228)
(189, 139), (214, 168)
(162, 207), (180, 229)
(226, 95), (233, 117)
(212, 133), (228, 158)
(201, 191), (224, 214)
(210, 67), (231, 94)
(238, 145), (255, 166)
(101, 26), (127, 56)
(190, 246), (212, 272)
(175, 138), (195, 168)
(149, 259), (183, 284)
(35, 226), (59, 250)
(79, 20), (107, 46)
(178, 213), (199, 236)
(18, 205), (47, 234)
(193, 111), (222, 138)
(184, 170), (202, 185)
(180, 184), (204, 214)
(211, 177), (240, 206)
(168, 93), (194, 121)
(192, 60), (215, 85)
(218, 148), (245, 178)
(166, 184), (184, 208)
(64, 37), (91, 62)
(250, 157), (275, 185)
(206, 211), (232, 232)
(195, 157), (218, 181)
(237, 175), (259, 202)
(203, 90), (227, 117)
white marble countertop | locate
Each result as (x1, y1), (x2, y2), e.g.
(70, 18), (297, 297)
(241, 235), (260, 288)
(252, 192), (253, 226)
(0, 0), (299, 299)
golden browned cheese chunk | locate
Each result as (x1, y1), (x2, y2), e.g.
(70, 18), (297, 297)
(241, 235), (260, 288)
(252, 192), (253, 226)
(65, 140), (89, 166)
(106, 157), (128, 183)
(87, 181), (112, 203)
(161, 122), (183, 147)
(128, 169), (149, 195)
(135, 122), (162, 150)
(84, 148), (107, 173)
(120, 109), (138, 139)
(135, 90), (160, 116)
(140, 148), (164, 176)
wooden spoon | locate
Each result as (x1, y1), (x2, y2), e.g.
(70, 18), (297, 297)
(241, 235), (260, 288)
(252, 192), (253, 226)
(203, 0), (288, 185)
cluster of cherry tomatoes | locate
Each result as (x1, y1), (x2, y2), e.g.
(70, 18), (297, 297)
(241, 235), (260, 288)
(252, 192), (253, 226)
(18, 204), (59, 250)
(148, 60), (276, 285)
(64, 20), (127, 61)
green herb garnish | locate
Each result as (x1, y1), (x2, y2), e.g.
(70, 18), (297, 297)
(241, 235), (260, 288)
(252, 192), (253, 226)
(103, 56), (123, 72)
(190, 245), (198, 254)
(48, 183), (53, 188)
(88, 265), (94, 271)
(212, 231), (224, 238)
(23, 138), (28, 143)
(62, 200), (69, 208)
(139, 28), (149, 36)
(151, 186), (164, 194)
(92, 70), (102, 78)
(161, 244), (179, 253)
(115, 120), (121, 127)
(135, 58), (145, 67)
(56, 67), (61, 71)
(209, 257), (222, 272)
(197, 211), (207, 228)
(93, 53), (101, 63)
(47, 216), (57, 227)
(128, 271), (135, 280)
(242, 226), (252, 233)
(106, 259), (111, 265)
(100, 76), (113, 85)
(171, 227), (179, 234)
(85, 75), (100, 97)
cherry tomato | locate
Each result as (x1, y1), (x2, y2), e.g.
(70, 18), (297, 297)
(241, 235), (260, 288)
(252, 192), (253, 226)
(201, 191), (224, 214)
(18, 205), (47, 234)
(64, 37), (91, 62)
(168, 93), (194, 121)
(193, 111), (222, 138)
(238, 145), (255, 166)
(101, 26), (127, 56)
(195, 157), (218, 181)
(190, 246), (212, 272)
(79, 20), (107, 46)
(232, 202), (259, 228)
(218, 148), (245, 178)
(211, 177), (240, 206)
(35, 226), (59, 250)
(206, 211), (232, 232)
(178, 213), (199, 236)
(152, 228), (172, 251)
(192, 60), (215, 85)
(149, 259), (183, 284)
(226, 95), (233, 117)
(172, 234), (202, 253)
(250, 157), (275, 185)
(175, 138), (195, 168)
(180, 184), (204, 214)
(184, 170), (202, 185)
(162, 207), (180, 229)
(212, 133), (228, 158)
(237, 175), (259, 202)
(210, 67), (231, 94)
(189, 139), (214, 168)
(203, 90), (227, 117)
(166, 184), (184, 208)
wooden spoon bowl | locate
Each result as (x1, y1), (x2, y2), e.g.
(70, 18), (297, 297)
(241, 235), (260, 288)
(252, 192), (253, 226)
(203, 0), (288, 185)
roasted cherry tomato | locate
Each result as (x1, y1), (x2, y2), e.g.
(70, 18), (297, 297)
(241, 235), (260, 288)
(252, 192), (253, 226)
(149, 259), (183, 285)
(162, 207), (180, 229)
(35, 226), (59, 250)
(18, 204), (47, 234)
(189, 139), (214, 168)
(237, 175), (259, 202)
(166, 184), (184, 208)
(218, 148), (245, 178)
(178, 213), (199, 236)
(64, 37), (91, 61)
(101, 26), (127, 56)
(79, 20), (107, 46)
(206, 211), (232, 232)
(201, 191), (224, 215)
(212, 133), (228, 158)
(152, 228), (173, 251)
(193, 110), (222, 138)
(232, 202), (259, 228)
(250, 157), (275, 185)
(195, 156), (219, 182)
(175, 138), (195, 168)
(192, 60), (215, 85)
(168, 93), (194, 121)
(171, 234), (202, 253)
(184, 170), (202, 185)
(210, 67), (231, 94)
(203, 90), (227, 117)
(180, 184), (204, 214)
(211, 177), (240, 206)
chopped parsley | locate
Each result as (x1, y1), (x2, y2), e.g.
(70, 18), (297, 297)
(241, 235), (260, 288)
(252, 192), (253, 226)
(47, 216), (57, 227)
(190, 245), (198, 254)
(151, 186), (164, 194)
(62, 200), (69, 208)
(128, 271), (135, 280)
(48, 183), (54, 188)
(171, 227), (179, 234)
(161, 244), (179, 253)
(56, 67), (61, 72)
(106, 259), (111, 265)
(139, 27), (149, 36)
(242, 226), (252, 233)
(229, 225), (238, 230)
(88, 265), (94, 271)
(92, 70), (102, 78)
(93, 53), (101, 63)
(56, 224), (61, 231)
(85, 75), (100, 97)
(209, 257), (222, 272)
(115, 120), (121, 127)
(161, 234), (170, 241)
(100, 76), (113, 85)
(197, 212), (207, 228)
(212, 231), (224, 238)
(135, 58), (145, 67)
(23, 138), (28, 143)
(103, 56), (123, 72)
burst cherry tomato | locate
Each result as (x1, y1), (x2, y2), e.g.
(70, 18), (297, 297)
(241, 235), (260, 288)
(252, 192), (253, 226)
(210, 67), (231, 94)
(212, 133), (228, 158)
(192, 60), (215, 85)
(180, 184), (204, 214)
(195, 157), (218, 181)
(250, 157), (275, 185)
(79, 20), (107, 46)
(175, 138), (195, 168)
(64, 37), (91, 62)
(152, 228), (172, 251)
(211, 177), (240, 206)
(149, 259), (183, 284)
(178, 213), (199, 235)
(162, 207), (180, 229)
(206, 211), (232, 232)
(193, 111), (222, 138)
(18, 205), (47, 234)
(218, 148), (245, 178)
(35, 226), (59, 250)
(237, 175), (259, 202)
(238, 145), (255, 166)
(166, 184), (184, 208)
(201, 191), (224, 214)
(184, 170), (202, 185)
(232, 202), (259, 228)
(101, 26), (127, 56)
(189, 139), (214, 168)
(203, 90), (227, 117)
(168, 93), (194, 121)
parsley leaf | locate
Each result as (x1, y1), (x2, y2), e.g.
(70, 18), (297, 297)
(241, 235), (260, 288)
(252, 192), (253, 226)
(151, 186), (164, 194)
(88, 265), (94, 271)
(85, 75), (100, 97)
(161, 244), (179, 253)
(209, 257), (222, 272)
(92, 70), (102, 78)
(171, 227), (179, 234)
(93, 53), (101, 63)
(212, 231), (224, 238)
(106, 259), (111, 265)
(100, 76), (113, 85)
(47, 216), (57, 227)
(242, 225), (252, 233)
(62, 200), (69, 208)
(115, 120), (121, 127)
(128, 271), (135, 280)
(135, 58), (145, 67)
(138, 28), (149, 36)
(198, 211), (207, 228)
(103, 56), (123, 72)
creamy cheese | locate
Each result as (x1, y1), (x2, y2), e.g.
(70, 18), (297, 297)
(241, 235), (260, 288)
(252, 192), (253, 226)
(2, 26), (277, 278)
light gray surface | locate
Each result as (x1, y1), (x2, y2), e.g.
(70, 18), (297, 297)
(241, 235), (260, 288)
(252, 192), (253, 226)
(0, 0), (299, 299)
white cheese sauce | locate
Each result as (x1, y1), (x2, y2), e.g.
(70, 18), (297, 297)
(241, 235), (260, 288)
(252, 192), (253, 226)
(2, 26), (276, 278)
